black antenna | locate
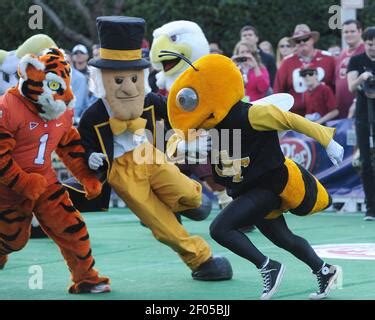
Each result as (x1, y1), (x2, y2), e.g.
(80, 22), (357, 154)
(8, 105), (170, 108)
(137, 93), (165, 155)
(158, 50), (199, 71)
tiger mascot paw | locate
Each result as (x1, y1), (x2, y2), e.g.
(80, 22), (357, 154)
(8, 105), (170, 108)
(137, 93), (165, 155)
(81, 177), (102, 200)
(17, 173), (48, 201)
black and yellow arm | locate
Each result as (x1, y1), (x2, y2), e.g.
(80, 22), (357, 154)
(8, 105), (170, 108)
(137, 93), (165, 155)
(248, 104), (335, 148)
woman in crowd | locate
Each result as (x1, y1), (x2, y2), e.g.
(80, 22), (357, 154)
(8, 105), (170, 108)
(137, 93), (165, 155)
(276, 37), (295, 68)
(232, 40), (270, 101)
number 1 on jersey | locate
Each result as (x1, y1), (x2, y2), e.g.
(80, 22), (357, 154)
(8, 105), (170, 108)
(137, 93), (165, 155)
(34, 134), (49, 165)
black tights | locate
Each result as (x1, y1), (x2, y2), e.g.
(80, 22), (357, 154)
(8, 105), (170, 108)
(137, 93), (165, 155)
(210, 188), (323, 272)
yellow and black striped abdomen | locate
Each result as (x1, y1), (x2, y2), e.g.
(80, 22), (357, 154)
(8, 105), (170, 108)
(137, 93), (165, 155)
(266, 158), (331, 219)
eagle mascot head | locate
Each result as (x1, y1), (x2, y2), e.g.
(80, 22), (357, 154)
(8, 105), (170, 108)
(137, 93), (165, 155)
(150, 20), (209, 92)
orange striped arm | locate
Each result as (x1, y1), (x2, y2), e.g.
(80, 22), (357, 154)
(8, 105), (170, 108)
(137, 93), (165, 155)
(56, 126), (102, 199)
(0, 127), (37, 194)
(56, 126), (97, 182)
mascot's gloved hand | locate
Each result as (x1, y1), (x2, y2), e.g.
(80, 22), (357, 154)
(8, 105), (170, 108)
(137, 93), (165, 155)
(326, 139), (344, 167)
(81, 177), (102, 200)
(15, 173), (48, 201)
(88, 152), (107, 170)
(177, 131), (211, 163)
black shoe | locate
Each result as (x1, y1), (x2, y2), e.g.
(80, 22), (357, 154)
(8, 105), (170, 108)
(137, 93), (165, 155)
(309, 264), (343, 300)
(192, 256), (233, 281)
(259, 259), (285, 300)
(364, 212), (375, 221)
(30, 225), (48, 239)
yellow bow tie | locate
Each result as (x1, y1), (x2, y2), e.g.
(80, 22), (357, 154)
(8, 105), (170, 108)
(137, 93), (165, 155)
(109, 117), (147, 135)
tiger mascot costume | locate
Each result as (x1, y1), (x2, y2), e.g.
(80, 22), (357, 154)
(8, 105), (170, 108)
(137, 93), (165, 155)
(0, 48), (110, 294)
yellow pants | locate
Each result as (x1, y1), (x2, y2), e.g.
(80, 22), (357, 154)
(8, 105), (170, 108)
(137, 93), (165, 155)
(108, 144), (212, 270)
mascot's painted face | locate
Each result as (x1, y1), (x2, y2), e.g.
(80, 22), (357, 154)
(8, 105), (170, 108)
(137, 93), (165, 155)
(150, 20), (209, 77)
(102, 69), (144, 121)
(167, 54), (245, 139)
(18, 48), (74, 121)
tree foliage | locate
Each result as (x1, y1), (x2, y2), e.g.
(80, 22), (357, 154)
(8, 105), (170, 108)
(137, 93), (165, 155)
(0, 0), (374, 55)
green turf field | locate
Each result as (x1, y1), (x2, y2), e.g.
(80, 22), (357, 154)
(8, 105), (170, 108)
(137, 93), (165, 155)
(1, 208), (374, 300)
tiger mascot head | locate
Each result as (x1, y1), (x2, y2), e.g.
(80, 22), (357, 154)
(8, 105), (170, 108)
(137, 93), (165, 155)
(17, 48), (75, 121)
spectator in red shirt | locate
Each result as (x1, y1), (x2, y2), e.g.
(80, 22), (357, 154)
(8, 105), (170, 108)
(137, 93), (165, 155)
(232, 41), (270, 101)
(335, 19), (365, 119)
(301, 63), (338, 124)
(273, 24), (336, 116)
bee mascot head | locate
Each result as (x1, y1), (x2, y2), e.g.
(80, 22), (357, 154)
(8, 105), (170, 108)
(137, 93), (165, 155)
(167, 53), (244, 139)
(88, 16), (150, 125)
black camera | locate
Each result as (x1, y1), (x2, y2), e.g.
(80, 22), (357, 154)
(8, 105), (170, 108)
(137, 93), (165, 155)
(363, 74), (375, 97)
(235, 56), (248, 63)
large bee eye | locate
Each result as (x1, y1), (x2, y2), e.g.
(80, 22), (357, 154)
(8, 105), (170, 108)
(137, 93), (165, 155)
(176, 88), (199, 112)
(48, 81), (61, 91)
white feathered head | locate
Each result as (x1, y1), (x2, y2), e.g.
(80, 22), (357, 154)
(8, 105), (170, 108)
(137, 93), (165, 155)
(150, 20), (209, 91)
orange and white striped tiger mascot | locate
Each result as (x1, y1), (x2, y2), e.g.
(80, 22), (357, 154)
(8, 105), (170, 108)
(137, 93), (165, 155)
(0, 48), (110, 294)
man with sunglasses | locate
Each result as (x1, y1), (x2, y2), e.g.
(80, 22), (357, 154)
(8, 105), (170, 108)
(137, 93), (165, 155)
(274, 24), (336, 116)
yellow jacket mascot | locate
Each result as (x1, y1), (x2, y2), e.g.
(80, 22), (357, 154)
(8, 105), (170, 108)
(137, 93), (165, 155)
(166, 52), (344, 300)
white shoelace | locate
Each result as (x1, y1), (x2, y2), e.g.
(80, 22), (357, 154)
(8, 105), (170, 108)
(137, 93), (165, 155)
(261, 269), (272, 292)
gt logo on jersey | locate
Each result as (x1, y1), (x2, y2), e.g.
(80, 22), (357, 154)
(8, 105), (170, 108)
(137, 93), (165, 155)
(214, 150), (250, 183)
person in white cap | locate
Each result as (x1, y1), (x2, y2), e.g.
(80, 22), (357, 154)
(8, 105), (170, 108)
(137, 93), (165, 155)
(72, 44), (90, 76)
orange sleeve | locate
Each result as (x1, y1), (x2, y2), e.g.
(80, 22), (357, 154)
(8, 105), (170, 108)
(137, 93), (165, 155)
(55, 125), (97, 183)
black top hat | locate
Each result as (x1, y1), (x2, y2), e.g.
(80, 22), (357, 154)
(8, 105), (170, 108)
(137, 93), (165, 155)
(89, 16), (150, 70)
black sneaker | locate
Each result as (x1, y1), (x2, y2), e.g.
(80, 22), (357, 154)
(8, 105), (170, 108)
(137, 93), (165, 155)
(309, 264), (343, 300)
(364, 212), (375, 221)
(259, 259), (285, 300)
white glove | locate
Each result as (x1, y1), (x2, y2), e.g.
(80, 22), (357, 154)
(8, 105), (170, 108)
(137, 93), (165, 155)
(88, 152), (107, 170)
(177, 131), (211, 163)
(214, 190), (233, 209)
(326, 139), (344, 167)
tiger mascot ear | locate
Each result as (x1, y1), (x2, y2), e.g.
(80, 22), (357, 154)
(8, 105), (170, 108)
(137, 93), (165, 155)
(18, 53), (45, 80)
